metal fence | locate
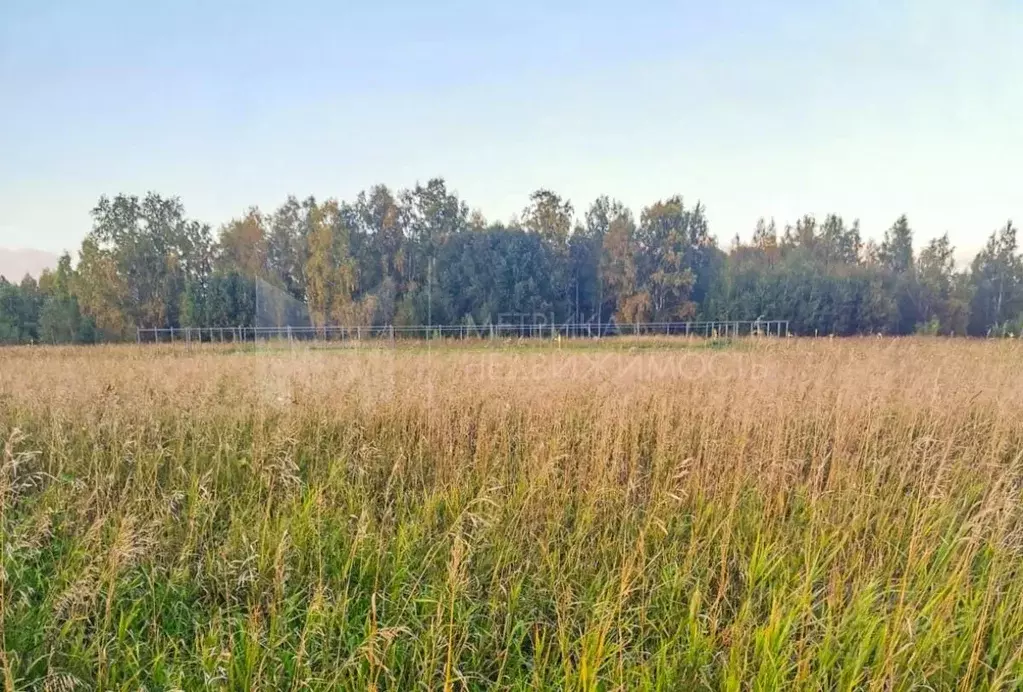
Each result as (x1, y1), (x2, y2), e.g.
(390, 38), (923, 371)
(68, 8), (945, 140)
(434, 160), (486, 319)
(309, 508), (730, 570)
(136, 320), (790, 344)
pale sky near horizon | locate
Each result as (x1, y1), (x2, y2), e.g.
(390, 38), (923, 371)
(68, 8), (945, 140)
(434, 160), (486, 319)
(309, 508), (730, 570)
(1, 0), (1020, 266)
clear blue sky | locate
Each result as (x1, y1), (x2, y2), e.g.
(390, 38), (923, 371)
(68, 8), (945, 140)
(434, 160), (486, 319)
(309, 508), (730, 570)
(2, 0), (1020, 264)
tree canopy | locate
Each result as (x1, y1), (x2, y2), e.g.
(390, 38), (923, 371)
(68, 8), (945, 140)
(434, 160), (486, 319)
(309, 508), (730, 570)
(2, 183), (1020, 343)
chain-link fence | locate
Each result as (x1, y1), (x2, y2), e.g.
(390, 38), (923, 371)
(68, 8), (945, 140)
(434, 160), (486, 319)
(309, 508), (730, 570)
(136, 319), (790, 343)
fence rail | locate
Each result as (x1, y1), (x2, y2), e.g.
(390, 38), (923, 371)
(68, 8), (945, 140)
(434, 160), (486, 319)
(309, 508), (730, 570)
(136, 320), (790, 344)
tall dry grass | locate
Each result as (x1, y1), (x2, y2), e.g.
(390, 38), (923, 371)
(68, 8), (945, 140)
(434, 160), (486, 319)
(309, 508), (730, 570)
(0, 338), (1022, 690)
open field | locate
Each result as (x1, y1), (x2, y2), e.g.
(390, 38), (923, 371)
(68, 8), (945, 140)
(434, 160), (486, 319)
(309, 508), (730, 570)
(1, 338), (1023, 689)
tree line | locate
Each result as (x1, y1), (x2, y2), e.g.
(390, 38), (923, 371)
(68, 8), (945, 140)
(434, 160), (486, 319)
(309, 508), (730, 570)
(1, 179), (1021, 343)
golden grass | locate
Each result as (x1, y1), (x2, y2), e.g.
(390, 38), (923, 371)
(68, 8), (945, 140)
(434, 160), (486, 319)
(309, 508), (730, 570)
(0, 337), (1022, 689)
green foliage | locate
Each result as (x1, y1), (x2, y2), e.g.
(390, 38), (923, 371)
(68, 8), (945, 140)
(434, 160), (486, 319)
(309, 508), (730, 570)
(36, 253), (95, 344)
(0, 185), (1019, 344)
(711, 245), (898, 336)
(968, 222), (1023, 336)
(181, 273), (256, 328)
(635, 197), (706, 321)
(87, 193), (214, 329)
(0, 276), (43, 344)
(38, 295), (95, 344)
(521, 189), (573, 246)
(436, 225), (564, 324)
(877, 215), (915, 275)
